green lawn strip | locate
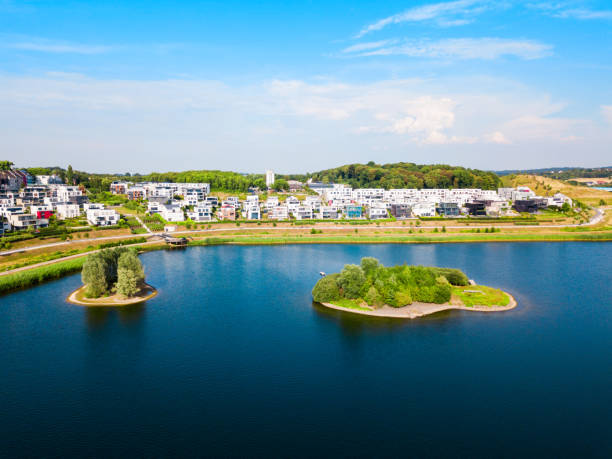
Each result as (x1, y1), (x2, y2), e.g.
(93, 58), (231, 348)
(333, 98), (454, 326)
(188, 231), (612, 245)
(452, 285), (510, 307)
(329, 298), (372, 311)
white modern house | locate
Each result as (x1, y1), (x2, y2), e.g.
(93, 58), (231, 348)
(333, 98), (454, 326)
(368, 206), (388, 219)
(244, 203), (261, 220)
(187, 204), (213, 222)
(160, 203), (185, 222)
(412, 202), (436, 217)
(86, 208), (120, 226)
(55, 203), (81, 220)
(268, 205), (288, 220)
(294, 205), (313, 220)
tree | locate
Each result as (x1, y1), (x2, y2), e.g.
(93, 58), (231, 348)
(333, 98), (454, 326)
(0, 161), (14, 171)
(312, 274), (341, 302)
(82, 254), (109, 298)
(66, 165), (74, 184)
(116, 250), (144, 297)
(561, 202), (571, 212)
(272, 179), (289, 191)
(360, 257), (380, 277)
(364, 286), (383, 306)
(337, 264), (366, 299)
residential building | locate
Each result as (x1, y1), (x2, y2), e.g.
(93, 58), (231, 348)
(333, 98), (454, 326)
(218, 205), (236, 221)
(244, 204), (261, 220)
(294, 206), (313, 220)
(86, 208), (120, 226)
(319, 206), (339, 219)
(345, 205), (363, 219)
(368, 206), (388, 219)
(389, 203), (412, 219)
(110, 181), (129, 194)
(56, 203), (81, 220)
(187, 204), (213, 222)
(287, 180), (303, 192)
(159, 203), (185, 222)
(513, 199), (548, 213)
(437, 202), (460, 217)
(127, 187), (146, 200)
(268, 205), (288, 220)
(35, 175), (63, 185)
(0, 170), (27, 192)
(412, 202), (436, 217)
(7, 212), (49, 230)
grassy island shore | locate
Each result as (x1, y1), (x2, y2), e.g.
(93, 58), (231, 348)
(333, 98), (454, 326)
(321, 293), (517, 319)
(67, 283), (157, 306)
(312, 258), (516, 319)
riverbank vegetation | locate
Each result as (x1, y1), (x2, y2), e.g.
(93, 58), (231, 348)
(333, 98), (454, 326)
(312, 257), (469, 308)
(0, 257), (86, 295)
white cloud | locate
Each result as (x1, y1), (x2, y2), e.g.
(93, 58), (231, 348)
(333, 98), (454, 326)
(7, 41), (112, 54)
(355, 0), (492, 37)
(0, 73), (605, 172)
(342, 37), (553, 60)
(602, 105), (612, 125)
(528, 2), (612, 19)
(341, 39), (399, 54)
(501, 115), (585, 141)
(485, 131), (512, 144)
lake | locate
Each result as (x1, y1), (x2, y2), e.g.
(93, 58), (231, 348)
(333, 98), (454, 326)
(1, 243), (611, 458)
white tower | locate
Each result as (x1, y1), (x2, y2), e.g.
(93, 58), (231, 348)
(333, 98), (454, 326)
(265, 170), (275, 188)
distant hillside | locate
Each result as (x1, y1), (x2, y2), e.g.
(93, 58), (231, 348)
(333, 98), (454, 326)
(500, 174), (612, 206)
(496, 166), (612, 180)
(301, 162), (501, 190)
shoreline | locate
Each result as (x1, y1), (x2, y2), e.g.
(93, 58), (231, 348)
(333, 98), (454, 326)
(320, 293), (517, 319)
(66, 283), (158, 307)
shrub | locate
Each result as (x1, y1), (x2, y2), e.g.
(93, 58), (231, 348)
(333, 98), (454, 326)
(312, 274), (341, 302)
(394, 289), (412, 307)
(337, 265), (366, 299)
(364, 286), (383, 306)
(432, 284), (452, 304)
(360, 257), (380, 277)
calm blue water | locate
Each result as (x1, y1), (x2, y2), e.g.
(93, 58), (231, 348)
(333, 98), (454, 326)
(1, 243), (611, 458)
(592, 187), (612, 192)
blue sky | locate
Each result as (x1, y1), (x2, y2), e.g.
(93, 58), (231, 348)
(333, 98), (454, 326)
(1, 0), (611, 173)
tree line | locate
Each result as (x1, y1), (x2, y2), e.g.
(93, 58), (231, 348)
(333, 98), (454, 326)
(304, 162), (501, 190)
(19, 161), (501, 193)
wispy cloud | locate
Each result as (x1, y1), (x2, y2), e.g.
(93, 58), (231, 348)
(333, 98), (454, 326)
(7, 40), (112, 54)
(355, 0), (492, 38)
(528, 2), (612, 19)
(342, 37), (553, 60)
(341, 39), (399, 54)
(602, 105), (612, 125)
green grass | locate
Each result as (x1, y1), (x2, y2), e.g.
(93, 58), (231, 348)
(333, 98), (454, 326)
(329, 298), (371, 311)
(0, 257), (86, 295)
(1, 248), (88, 272)
(452, 285), (510, 307)
(186, 231), (612, 246)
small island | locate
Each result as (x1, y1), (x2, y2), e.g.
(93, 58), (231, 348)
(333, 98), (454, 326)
(67, 247), (157, 306)
(312, 257), (516, 319)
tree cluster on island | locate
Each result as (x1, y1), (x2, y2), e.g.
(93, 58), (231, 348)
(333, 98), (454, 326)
(312, 257), (469, 308)
(81, 248), (145, 298)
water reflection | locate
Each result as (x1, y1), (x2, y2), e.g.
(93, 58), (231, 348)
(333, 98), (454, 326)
(84, 303), (147, 331)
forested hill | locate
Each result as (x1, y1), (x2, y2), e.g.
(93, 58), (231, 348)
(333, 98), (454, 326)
(21, 162), (500, 192)
(304, 162), (501, 190)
